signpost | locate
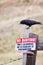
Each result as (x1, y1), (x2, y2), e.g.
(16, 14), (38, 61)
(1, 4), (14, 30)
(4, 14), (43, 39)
(16, 19), (43, 65)
(16, 33), (43, 65)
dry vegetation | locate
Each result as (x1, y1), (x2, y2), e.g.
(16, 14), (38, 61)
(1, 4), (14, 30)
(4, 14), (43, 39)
(0, 0), (43, 65)
(0, 0), (43, 5)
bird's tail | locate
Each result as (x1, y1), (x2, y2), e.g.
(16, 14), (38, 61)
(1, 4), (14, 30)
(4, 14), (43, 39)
(37, 22), (42, 25)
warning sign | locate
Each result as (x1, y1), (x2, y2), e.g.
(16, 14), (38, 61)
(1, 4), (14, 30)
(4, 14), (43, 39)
(16, 38), (36, 53)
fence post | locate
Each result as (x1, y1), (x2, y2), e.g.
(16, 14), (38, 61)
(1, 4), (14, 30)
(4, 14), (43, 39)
(22, 33), (39, 65)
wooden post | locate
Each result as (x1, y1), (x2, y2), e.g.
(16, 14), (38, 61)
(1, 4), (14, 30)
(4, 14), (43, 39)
(22, 33), (39, 65)
(22, 27), (30, 65)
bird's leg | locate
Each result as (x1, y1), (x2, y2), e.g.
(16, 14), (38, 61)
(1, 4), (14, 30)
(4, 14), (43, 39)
(26, 26), (29, 29)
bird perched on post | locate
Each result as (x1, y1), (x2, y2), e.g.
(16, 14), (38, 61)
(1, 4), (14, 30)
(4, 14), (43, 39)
(20, 19), (41, 27)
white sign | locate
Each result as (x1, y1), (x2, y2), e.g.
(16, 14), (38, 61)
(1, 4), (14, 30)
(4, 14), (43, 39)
(16, 38), (36, 53)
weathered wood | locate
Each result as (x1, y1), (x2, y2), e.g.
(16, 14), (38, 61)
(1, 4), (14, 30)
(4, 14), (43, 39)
(26, 33), (38, 65)
(23, 33), (38, 65)
(38, 40), (43, 50)
(22, 33), (43, 65)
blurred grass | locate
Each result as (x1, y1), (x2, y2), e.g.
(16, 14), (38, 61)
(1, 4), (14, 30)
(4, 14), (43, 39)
(0, 51), (43, 65)
(0, 1), (43, 65)
(36, 51), (43, 65)
(0, 52), (22, 65)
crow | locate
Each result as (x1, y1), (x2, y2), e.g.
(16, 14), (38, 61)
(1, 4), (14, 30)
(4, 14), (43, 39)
(20, 19), (41, 27)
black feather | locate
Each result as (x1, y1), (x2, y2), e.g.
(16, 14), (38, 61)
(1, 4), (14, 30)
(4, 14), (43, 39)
(20, 19), (41, 27)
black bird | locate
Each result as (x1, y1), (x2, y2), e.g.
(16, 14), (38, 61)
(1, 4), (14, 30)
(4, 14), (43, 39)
(20, 19), (41, 27)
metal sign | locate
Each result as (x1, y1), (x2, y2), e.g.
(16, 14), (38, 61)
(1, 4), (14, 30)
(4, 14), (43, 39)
(16, 38), (36, 53)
